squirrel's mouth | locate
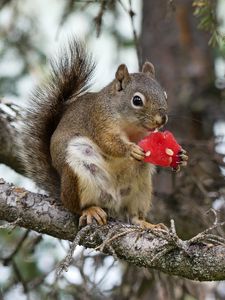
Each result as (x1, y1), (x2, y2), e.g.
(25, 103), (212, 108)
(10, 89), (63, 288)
(143, 113), (168, 132)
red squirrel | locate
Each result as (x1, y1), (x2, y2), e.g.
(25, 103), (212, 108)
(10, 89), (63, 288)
(20, 39), (188, 229)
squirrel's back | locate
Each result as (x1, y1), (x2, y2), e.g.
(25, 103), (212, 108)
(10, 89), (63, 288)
(20, 39), (95, 197)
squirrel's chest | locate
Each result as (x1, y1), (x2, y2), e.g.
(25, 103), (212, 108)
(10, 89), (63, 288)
(106, 157), (147, 186)
(103, 157), (154, 215)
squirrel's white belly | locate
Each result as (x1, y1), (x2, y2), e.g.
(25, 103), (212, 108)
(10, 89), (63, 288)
(66, 136), (154, 217)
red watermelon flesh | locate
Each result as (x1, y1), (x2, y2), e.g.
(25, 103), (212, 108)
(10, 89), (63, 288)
(138, 131), (181, 168)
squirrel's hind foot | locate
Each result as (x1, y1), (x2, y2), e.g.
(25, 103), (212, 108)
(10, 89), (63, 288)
(131, 217), (168, 231)
(79, 206), (107, 227)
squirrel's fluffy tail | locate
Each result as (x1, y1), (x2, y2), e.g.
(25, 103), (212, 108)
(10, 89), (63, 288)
(20, 38), (95, 197)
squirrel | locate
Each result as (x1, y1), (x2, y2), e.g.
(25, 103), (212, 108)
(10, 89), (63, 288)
(21, 39), (188, 229)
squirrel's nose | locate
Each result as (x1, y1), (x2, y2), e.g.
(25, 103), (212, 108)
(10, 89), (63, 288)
(154, 113), (168, 127)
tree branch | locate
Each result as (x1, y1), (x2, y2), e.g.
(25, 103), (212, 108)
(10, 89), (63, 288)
(1, 178), (225, 282)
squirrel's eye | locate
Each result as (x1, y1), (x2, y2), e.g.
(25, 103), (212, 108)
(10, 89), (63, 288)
(132, 95), (144, 108)
(131, 92), (146, 109)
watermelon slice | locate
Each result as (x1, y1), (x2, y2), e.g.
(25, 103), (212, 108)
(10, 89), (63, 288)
(138, 131), (182, 168)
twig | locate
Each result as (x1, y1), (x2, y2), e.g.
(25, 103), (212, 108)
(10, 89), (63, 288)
(118, 0), (141, 69)
(128, 0), (141, 70)
(56, 234), (81, 278)
(55, 225), (91, 278)
(169, 219), (189, 252)
(189, 221), (225, 244)
(94, 0), (107, 37)
(149, 219), (190, 265)
(206, 208), (218, 225)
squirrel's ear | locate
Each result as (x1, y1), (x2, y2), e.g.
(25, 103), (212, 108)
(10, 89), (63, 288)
(142, 61), (155, 78)
(115, 64), (130, 91)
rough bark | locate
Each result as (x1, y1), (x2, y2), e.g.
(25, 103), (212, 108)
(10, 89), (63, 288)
(1, 178), (225, 282)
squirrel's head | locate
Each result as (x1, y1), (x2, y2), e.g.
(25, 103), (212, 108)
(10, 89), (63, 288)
(111, 62), (168, 138)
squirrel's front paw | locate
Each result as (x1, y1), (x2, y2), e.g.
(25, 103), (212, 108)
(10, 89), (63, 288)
(172, 148), (188, 172)
(129, 143), (145, 161)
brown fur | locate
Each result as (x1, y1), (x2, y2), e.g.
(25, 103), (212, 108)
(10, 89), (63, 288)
(61, 163), (81, 214)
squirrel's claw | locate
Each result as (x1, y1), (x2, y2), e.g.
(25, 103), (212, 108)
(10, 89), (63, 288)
(79, 206), (107, 227)
(178, 148), (188, 165)
(179, 148), (187, 154)
(172, 148), (188, 172)
(178, 148), (188, 161)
